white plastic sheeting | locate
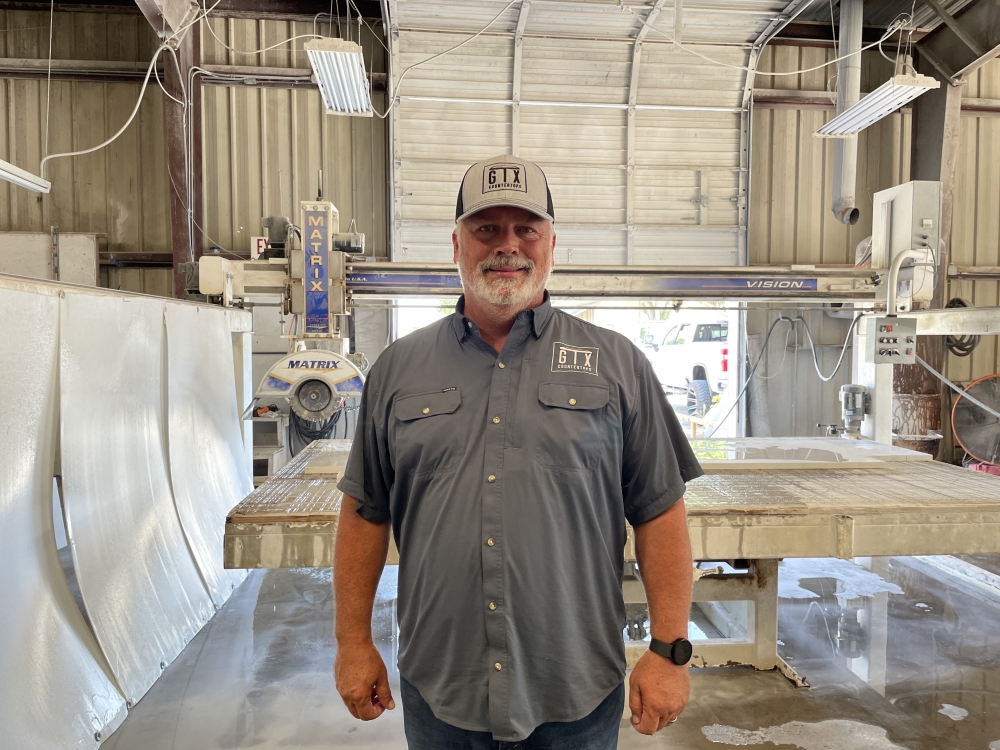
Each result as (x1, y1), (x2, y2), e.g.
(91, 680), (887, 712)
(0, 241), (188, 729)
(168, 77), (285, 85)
(166, 305), (250, 608)
(0, 284), (127, 748)
(59, 293), (217, 706)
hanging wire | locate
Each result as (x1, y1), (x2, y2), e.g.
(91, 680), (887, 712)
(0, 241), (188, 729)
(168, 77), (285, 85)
(944, 298), (981, 357)
(372, 0), (519, 119)
(43, 0), (54, 161)
(626, 6), (912, 76)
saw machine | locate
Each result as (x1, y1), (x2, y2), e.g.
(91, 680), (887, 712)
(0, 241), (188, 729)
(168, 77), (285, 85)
(198, 200), (367, 484)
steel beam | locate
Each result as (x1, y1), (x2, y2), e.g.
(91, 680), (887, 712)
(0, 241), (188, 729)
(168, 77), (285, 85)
(345, 261), (879, 301)
(910, 57), (963, 312)
(511, 0), (530, 156)
(918, 0), (1000, 83)
(752, 87), (1000, 114)
(165, 26), (202, 299)
(888, 307), (1000, 336)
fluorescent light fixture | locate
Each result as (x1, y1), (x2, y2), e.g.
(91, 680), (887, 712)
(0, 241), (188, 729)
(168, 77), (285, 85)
(0, 157), (50, 193)
(305, 38), (373, 117)
(815, 74), (940, 138)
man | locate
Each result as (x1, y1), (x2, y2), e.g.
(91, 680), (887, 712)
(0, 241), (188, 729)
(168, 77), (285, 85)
(334, 156), (703, 749)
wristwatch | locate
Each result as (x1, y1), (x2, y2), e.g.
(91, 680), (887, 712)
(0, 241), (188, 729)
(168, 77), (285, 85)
(649, 638), (693, 666)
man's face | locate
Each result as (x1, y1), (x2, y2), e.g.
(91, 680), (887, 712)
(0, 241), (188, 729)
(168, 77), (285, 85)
(452, 206), (556, 310)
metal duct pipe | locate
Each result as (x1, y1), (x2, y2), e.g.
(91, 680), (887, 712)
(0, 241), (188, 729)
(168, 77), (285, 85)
(832, 0), (863, 225)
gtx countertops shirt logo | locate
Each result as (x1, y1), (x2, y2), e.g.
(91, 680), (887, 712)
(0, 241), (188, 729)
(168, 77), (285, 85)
(484, 163), (527, 193)
(551, 342), (599, 376)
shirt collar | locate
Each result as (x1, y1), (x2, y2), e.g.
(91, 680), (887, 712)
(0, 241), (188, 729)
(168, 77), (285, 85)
(452, 292), (553, 341)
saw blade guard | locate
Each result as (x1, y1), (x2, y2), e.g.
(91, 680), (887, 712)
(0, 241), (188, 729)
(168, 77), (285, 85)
(256, 350), (365, 421)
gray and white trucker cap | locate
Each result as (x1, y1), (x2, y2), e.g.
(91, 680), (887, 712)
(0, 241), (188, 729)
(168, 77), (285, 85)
(455, 155), (554, 224)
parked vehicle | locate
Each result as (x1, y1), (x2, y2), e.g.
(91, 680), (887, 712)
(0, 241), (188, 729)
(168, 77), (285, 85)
(643, 314), (729, 416)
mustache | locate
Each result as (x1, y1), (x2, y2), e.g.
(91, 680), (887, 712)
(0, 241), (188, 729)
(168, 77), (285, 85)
(478, 255), (534, 273)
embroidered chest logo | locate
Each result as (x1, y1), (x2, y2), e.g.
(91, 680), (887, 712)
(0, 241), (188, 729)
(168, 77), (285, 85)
(483, 163), (527, 194)
(551, 342), (600, 376)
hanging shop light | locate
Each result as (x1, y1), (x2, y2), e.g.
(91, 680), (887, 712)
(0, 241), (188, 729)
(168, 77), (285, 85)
(0, 157), (51, 193)
(305, 38), (374, 117)
(815, 74), (939, 138)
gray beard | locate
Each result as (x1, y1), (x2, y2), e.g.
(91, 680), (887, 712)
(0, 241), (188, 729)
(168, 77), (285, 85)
(458, 256), (551, 310)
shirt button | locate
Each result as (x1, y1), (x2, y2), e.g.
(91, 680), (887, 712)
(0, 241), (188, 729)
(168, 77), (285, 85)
(487, 538), (495, 547)
(489, 601), (498, 611)
(568, 398), (577, 406)
(492, 416), (500, 424)
(494, 662), (502, 671)
(488, 474), (496, 483)
(498, 362), (505, 369)
(422, 407), (430, 414)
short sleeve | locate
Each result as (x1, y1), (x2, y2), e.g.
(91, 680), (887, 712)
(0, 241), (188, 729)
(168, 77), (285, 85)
(337, 369), (394, 524)
(621, 359), (704, 526)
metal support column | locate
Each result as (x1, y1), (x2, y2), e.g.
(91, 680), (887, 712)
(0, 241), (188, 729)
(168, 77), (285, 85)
(166, 26), (203, 299)
(896, 53), (965, 444)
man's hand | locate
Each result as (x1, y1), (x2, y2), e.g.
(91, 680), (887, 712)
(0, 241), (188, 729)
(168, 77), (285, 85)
(335, 642), (396, 720)
(628, 650), (689, 734)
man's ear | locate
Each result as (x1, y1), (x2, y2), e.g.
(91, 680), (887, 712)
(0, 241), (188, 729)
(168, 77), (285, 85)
(550, 230), (557, 268)
(452, 229), (460, 264)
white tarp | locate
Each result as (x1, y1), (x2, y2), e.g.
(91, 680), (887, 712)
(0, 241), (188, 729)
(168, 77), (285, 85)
(0, 283), (127, 748)
(165, 304), (250, 607)
(60, 293), (216, 706)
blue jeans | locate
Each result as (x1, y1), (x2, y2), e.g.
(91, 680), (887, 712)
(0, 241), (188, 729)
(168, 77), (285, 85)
(400, 676), (623, 750)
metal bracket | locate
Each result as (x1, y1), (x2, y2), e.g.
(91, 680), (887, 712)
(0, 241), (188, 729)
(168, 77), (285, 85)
(50, 225), (60, 281)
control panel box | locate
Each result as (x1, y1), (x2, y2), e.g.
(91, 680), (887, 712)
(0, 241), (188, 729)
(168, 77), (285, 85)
(865, 316), (917, 364)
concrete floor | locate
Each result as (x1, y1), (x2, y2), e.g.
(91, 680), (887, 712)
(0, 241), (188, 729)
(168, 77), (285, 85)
(102, 556), (1000, 750)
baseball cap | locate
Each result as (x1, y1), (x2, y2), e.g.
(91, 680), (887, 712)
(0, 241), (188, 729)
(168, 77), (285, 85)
(455, 155), (554, 224)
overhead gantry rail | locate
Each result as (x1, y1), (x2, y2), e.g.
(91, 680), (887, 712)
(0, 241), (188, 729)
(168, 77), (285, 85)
(345, 262), (882, 303)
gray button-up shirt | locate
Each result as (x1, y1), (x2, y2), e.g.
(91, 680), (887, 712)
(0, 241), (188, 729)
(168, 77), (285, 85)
(338, 294), (702, 741)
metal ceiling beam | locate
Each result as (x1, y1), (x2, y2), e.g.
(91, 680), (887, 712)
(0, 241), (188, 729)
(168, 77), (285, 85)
(625, 0), (667, 265)
(923, 0), (984, 57)
(511, 0), (531, 157)
(0, 0), (384, 20)
(752, 87), (1000, 113)
(917, 0), (1000, 84)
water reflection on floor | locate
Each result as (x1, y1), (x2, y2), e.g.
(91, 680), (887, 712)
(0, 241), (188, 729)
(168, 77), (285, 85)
(105, 556), (1000, 749)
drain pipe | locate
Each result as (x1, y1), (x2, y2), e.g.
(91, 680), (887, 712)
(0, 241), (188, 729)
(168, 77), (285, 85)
(832, 0), (863, 225)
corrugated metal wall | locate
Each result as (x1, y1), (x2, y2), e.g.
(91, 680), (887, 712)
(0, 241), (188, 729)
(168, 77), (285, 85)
(749, 46), (1000, 449)
(0, 11), (388, 295)
(0, 11), (169, 254)
(750, 47), (910, 265)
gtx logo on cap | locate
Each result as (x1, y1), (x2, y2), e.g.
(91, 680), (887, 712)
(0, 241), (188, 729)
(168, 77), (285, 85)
(484, 163), (527, 193)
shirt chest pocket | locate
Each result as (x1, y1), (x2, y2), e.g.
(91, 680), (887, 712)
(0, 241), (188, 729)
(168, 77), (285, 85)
(392, 389), (463, 475)
(534, 382), (613, 470)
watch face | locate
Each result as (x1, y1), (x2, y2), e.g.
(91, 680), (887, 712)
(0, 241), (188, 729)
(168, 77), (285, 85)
(673, 639), (693, 665)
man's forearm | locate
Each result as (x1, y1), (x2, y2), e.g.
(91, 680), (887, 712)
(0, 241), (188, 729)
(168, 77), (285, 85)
(633, 498), (693, 642)
(335, 495), (391, 645)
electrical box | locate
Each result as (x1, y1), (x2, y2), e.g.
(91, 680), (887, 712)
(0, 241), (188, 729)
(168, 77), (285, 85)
(871, 181), (941, 307)
(865, 316), (917, 364)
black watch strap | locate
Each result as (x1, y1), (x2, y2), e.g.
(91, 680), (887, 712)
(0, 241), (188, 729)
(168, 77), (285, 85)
(649, 638), (693, 666)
